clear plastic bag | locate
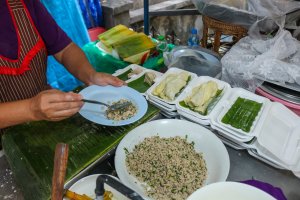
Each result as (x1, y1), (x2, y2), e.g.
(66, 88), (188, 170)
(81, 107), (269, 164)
(192, 0), (300, 30)
(221, 29), (300, 91)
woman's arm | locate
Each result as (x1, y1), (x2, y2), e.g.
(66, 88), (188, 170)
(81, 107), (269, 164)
(54, 42), (125, 86)
(0, 89), (83, 129)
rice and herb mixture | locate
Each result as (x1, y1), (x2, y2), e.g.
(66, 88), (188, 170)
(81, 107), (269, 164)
(125, 136), (207, 200)
(106, 99), (137, 121)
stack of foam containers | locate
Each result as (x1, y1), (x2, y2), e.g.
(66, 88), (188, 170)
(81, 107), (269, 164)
(146, 68), (197, 118)
(145, 68), (300, 178)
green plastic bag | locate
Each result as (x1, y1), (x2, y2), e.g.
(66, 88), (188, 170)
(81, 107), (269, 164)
(83, 42), (129, 74)
(83, 41), (175, 73)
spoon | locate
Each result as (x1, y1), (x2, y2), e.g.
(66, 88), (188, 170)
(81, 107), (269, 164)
(82, 99), (131, 111)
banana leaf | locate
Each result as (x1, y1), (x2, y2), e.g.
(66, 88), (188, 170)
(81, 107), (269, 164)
(127, 74), (152, 93)
(2, 103), (159, 200)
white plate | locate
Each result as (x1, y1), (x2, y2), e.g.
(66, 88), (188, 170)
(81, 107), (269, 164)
(64, 174), (121, 200)
(115, 119), (230, 200)
(187, 182), (276, 200)
(79, 85), (148, 126)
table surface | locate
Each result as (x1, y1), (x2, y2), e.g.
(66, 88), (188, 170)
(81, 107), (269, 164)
(1, 129), (300, 200)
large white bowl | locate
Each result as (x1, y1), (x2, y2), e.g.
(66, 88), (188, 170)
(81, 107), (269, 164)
(115, 119), (230, 200)
(187, 182), (276, 200)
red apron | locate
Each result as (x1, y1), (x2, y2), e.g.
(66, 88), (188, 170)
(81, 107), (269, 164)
(0, 0), (48, 103)
(0, 0), (49, 135)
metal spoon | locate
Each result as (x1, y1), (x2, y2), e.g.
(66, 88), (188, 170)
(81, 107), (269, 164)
(82, 99), (131, 111)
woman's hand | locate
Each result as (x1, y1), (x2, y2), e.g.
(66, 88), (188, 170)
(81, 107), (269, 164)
(89, 72), (126, 87)
(29, 89), (84, 121)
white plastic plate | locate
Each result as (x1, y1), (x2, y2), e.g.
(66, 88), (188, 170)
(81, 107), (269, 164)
(79, 85), (148, 126)
(187, 182), (276, 200)
(115, 119), (230, 200)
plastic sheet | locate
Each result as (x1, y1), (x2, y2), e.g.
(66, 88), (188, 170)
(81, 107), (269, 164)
(221, 29), (300, 92)
(192, 0), (300, 31)
(41, 0), (90, 91)
(78, 0), (104, 29)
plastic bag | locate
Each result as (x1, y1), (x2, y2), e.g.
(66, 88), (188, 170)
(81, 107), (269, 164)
(83, 42), (129, 74)
(41, 0), (90, 91)
(192, 0), (300, 30)
(221, 29), (300, 92)
(78, 0), (104, 29)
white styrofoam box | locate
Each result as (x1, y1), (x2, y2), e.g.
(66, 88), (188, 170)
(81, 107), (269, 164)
(216, 132), (249, 150)
(127, 69), (163, 84)
(257, 102), (300, 170)
(148, 95), (176, 111)
(293, 171), (300, 179)
(113, 64), (145, 83)
(212, 88), (271, 138)
(146, 68), (197, 105)
(211, 122), (254, 143)
(247, 148), (285, 170)
(178, 110), (211, 126)
(210, 106), (255, 143)
(175, 76), (231, 120)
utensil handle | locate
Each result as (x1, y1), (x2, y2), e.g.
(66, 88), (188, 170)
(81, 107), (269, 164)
(51, 143), (69, 200)
(82, 99), (108, 107)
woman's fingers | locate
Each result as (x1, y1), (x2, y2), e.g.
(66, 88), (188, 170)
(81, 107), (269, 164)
(29, 89), (83, 121)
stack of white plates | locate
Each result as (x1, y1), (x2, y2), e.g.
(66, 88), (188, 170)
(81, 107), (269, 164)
(146, 68), (197, 118)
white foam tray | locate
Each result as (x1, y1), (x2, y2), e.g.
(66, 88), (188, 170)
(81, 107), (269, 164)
(176, 76), (231, 121)
(146, 68), (197, 105)
(113, 64), (145, 83)
(211, 88), (271, 139)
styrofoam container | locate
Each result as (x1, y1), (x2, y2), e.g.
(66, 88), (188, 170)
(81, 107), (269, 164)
(146, 68), (197, 105)
(148, 96), (176, 111)
(113, 64), (145, 83)
(176, 76), (231, 120)
(256, 102), (300, 171)
(210, 106), (255, 143)
(211, 122), (254, 143)
(247, 148), (285, 170)
(214, 88), (271, 138)
(127, 69), (163, 84)
(178, 110), (211, 126)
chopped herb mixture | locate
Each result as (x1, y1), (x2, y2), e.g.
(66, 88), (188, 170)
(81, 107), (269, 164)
(125, 136), (207, 200)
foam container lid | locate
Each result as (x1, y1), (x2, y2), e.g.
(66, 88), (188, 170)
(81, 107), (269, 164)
(257, 102), (300, 170)
(175, 76), (231, 120)
(146, 67), (197, 105)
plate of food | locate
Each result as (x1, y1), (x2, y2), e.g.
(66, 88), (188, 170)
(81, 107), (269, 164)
(79, 85), (148, 126)
(115, 119), (230, 200)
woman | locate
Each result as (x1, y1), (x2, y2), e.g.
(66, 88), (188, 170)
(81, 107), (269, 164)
(0, 0), (125, 130)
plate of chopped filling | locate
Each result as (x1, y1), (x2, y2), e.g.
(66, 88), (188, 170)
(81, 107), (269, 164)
(115, 119), (230, 200)
(79, 85), (148, 126)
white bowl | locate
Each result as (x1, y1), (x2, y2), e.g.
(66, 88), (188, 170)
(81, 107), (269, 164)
(115, 119), (230, 200)
(187, 182), (276, 200)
